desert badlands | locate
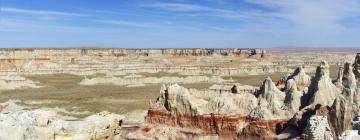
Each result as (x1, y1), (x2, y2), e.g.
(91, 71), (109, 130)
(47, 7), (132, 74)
(0, 48), (360, 139)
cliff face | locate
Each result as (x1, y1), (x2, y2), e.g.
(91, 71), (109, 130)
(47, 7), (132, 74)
(145, 84), (287, 139)
(0, 48), (284, 76)
(125, 48), (265, 57)
(0, 48), (265, 58)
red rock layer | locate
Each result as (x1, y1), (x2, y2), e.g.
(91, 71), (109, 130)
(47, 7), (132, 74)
(240, 119), (288, 139)
(147, 109), (288, 139)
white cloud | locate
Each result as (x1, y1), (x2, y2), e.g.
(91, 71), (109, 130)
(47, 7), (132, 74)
(95, 20), (159, 28)
(142, 1), (360, 33)
(247, 0), (360, 31)
(2, 7), (88, 17)
(142, 3), (208, 12)
(95, 19), (204, 31)
(142, 3), (267, 20)
(0, 18), (120, 33)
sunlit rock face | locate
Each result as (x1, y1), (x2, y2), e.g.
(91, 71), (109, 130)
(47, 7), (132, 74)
(307, 61), (340, 106)
(283, 79), (303, 114)
(343, 63), (357, 89)
(250, 77), (286, 120)
(287, 66), (311, 91)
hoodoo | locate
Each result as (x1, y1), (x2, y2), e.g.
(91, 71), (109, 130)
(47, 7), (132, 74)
(307, 61), (340, 106)
(126, 54), (360, 139)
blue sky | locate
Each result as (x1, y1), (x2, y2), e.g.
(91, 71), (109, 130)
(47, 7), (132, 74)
(1, 0), (360, 48)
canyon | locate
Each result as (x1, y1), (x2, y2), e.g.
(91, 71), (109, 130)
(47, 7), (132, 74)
(0, 48), (359, 140)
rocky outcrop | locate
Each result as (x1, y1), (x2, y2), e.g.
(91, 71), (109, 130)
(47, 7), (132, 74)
(342, 62), (357, 89)
(354, 53), (360, 80)
(129, 48), (266, 57)
(135, 56), (360, 139)
(329, 95), (353, 136)
(287, 66), (311, 91)
(339, 130), (360, 140)
(303, 115), (334, 140)
(141, 58), (360, 139)
(0, 74), (39, 90)
(328, 62), (358, 136)
(0, 101), (124, 140)
(280, 59), (360, 139)
(251, 77), (285, 119)
(307, 61), (341, 106)
(79, 75), (231, 87)
(157, 84), (202, 116)
(338, 113), (360, 140)
(335, 62), (357, 90)
(283, 79), (303, 114)
(143, 84), (289, 139)
(351, 113), (360, 131)
(334, 66), (344, 89)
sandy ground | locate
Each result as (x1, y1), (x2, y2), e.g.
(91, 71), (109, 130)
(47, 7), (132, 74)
(0, 73), (213, 117)
(0, 67), (339, 118)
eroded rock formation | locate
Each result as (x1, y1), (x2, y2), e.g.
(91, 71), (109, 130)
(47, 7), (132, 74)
(287, 66), (311, 91)
(303, 116), (334, 140)
(126, 54), (360, 139)
(142, 84), (288, 139)
(0, 74), (39, 90)
(354, 53), (360, 79)
(0, 48), (275, 76)
(250, 77), (285, 120)
(307, 61), (340, 106)
(0, 101), (124, 140)
(79, 75), (231, 87)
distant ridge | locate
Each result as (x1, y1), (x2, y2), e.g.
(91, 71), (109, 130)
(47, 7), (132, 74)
(267, 47), (360, 52)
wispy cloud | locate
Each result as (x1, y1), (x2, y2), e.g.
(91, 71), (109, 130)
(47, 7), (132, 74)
(95, 20), (159, 28)
(142, 3), (267, 20)
(143, 3), (209, 12)
(76, 8), (120, 15)
(247, 0), (360, 31)
(142, 1), (360, 33)
(0, 18), (122, 33)
(2, 7), (88, 17)
(96, 19), (237, 32)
